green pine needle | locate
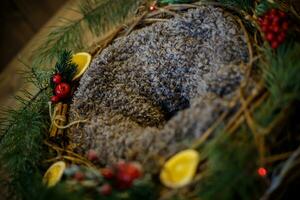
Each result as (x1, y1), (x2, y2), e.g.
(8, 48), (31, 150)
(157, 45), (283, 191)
(33, 0), (148, 66)
(197, 132), (263, 200)
(217, 0), (254, 12)
(54, 50), (78, 83)
(33, 20), (83, 66)
(0, 90), (50, 198)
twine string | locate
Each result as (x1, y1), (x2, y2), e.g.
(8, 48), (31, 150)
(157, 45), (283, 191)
(48, 102), (88, 130)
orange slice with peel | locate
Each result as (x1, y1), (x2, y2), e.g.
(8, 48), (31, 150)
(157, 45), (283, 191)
(43, 161), (66, 187)
(72, 52), (92, 80)
(160, 149), (200, 188)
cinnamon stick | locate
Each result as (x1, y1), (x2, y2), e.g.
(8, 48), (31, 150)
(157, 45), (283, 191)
(57, 104), (69, 136)
(49, 103), (63, 137)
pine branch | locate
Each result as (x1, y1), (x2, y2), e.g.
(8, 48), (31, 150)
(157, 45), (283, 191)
(33, 20), (83, 65)
(0, 92), (49, 198)
(197, 132), (263, 200)
(216, 0), (254, 12)
(33, 0), (148, 66)
(54, 50), (78, 82)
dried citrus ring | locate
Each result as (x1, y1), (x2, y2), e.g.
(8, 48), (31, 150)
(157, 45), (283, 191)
(160, 149), (200, 188)
(72, 52), (92, 80)
(43, 161), (66, 187)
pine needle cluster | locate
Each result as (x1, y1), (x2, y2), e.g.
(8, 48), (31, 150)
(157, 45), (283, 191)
(54, 50), (78, 83)
(33, 0), (150, 66)
(216, 0), (254, 11)
(0, 87), (51, 198)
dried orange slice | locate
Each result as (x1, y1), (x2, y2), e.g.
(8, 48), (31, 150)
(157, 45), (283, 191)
(72, 52), (92, 80)
(160, 149), (200, 188)
(43, 161), (66, 187)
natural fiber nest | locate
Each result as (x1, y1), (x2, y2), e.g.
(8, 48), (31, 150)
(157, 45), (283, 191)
(68, 6), (248, 171)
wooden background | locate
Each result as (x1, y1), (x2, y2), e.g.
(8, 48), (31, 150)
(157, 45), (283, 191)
(0, 0), (67, 72)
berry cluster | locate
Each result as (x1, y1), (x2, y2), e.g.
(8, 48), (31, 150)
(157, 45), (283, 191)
(258, 9), (289, 49)
(86, 150), (142, 190)
(51, 74), (71, 103)
(64, 150), (143, 197)
(101, 161), (142, 190)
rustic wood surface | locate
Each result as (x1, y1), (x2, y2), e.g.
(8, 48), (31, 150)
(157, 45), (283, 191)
(0, 0), (67, 71)
(0, 0), (74, 114)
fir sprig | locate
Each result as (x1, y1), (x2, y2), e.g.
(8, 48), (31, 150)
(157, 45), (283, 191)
(0, 88), (51, 198)
(197, 132), (263, 200)
(54, 50), (78, 83)
(216, 0), (254, 12)
(34, 20), (83, 66)
(33, 0), (149, 66)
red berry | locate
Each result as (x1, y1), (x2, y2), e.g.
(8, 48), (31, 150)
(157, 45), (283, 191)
(99, 184), (112, 196)
(101, 168), (114, 179)
(262, 18), (270, 27)
(261, 25), (269, 33)
(86, 149), (98, 161)
(126, 163), (142, 180)
(116, 172), (133, 189)
(272, 25), (280, 33)
(51, 95), (60, 104)
(266, 32), (274, 42)
(279, 11), (286, 18)
(272, 16), (280, 25)
(116, 161), (127, 172)
(282, 21), (289, 31)
(271, 41), (279, 49)
(257, 167), (268, 177)
(55, 82), (71, 99)
(270, 9), (278, 16)
(73, 171), (85, 181)
(149, 5), (156, 11)
(278, 32), (286, 43)
(52, 74), (62, 84)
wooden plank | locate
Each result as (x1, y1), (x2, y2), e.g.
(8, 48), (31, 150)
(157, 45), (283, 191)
(12, 0), (67, 31)
(0, 0), (74, 115)
(0, 0), (35, 71)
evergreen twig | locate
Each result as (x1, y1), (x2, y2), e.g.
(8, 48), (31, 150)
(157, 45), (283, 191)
(33, 0), (149, 65)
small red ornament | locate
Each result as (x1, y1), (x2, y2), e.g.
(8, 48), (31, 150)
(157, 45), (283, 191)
(257, 167), (268, 177)
(73, 171), (85, 181)
(52, 74), (62, 84)
(51, 95), (60, 104)
(99, 184), (112, 196)
(101, 168), (115, 179)
(149, 5), (156, 11)
(86, 149), (99, 161)
(55, 82), (71, 99)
